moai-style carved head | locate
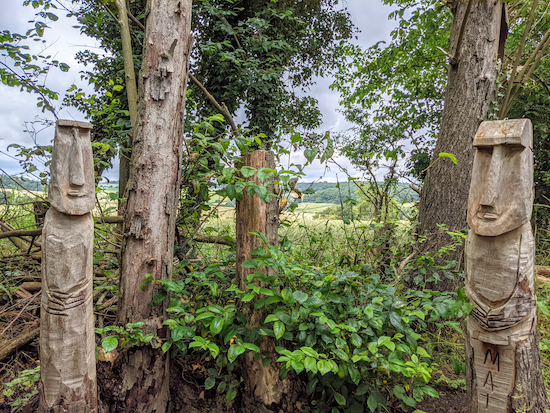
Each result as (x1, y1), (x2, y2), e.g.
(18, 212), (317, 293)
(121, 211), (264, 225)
(467, 119), (533, 237)
(49, 120), (95, 215)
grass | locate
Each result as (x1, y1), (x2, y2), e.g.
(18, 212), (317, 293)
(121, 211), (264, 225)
(2, 187), (550, 409)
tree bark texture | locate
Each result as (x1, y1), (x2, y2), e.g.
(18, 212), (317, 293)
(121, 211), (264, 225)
(416, 0), (504, 291)
(114, 0), (193, 411)
(235, 150), (293, 409)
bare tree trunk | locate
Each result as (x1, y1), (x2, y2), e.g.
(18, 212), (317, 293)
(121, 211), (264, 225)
(113, 1), (193, 411)
(235, 150), (294, 410)
(416, 0), (504, 291)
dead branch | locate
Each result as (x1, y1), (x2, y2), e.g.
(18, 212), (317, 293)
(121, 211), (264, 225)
(96, 295), (118, 311)
(188, 72), (240, 136)
(0, 323), (40, 361)
(0, 291), (40, 336)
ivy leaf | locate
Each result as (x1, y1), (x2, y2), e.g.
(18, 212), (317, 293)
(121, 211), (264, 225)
(304, 148), (318, 163)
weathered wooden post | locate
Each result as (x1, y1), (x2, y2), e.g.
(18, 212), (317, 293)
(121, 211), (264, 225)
(235, 149), (293, 407)
(465, 119), (548, 413)
(39, 120), (97, 412)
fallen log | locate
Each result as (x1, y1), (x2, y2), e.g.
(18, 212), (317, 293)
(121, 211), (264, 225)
(0, 228), (42, 240)
(0, 324), (40, 361)
(0, 216), (235, 246)
(0, 221), (33, 251)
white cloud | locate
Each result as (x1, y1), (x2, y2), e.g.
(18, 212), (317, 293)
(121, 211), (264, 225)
(0, 0), (399, 183)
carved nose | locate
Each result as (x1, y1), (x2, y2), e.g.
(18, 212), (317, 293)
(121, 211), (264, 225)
(69, 135), (85, 187)
(479, 146), (503, 207)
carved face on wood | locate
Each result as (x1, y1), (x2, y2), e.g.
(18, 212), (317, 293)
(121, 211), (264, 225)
(467, 119), (533, 237)
(49, 120), (95, 215)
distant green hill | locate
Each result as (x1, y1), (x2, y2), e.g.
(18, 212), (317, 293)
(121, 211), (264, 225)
(294, 181), (419, 204)
(0, 175), (46, 192)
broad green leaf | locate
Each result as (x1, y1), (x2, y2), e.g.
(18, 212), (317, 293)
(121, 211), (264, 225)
(304, 357), (318, 373)
(273, 321), (285, 340)
(304, 148), (318, 163)
(243, 343), (260, 352)
(300, 346), (319, 358)
(228, 344), (246, 362)
(350, 333), (362, 347)
(317, 360), (331, 375)
(333, 349), (349, 362)
(265, 314), (279, 323)
(293, 291), (308, 303)
(241, 166), (256, 178)
(101, 336), (118, 353)
(334, 392), (346, 406)
(171, 326), (185, 341)
(356, 383), (369, 396)
(226, 387), (237, 401)
(210, 317), (224, 335)
(205, 377), (216, 390)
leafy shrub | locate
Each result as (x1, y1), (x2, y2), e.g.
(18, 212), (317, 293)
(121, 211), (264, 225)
(128, 236), (471, 412)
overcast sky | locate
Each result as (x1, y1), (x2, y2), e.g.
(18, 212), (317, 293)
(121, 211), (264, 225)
(0, 0), (397, 183)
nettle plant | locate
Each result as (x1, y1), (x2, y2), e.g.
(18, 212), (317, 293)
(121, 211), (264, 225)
(136, 237), (470, 412)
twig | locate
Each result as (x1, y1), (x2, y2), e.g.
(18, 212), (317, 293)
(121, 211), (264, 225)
(1, 291), (40, 337)
(188, 72), (240, 136)
(127, 9), (145, 30)
(0, 324), (40, 361)
(500, 0), (539, 118)
(0, 228), (42, 240)
(96, 295), (119, 311)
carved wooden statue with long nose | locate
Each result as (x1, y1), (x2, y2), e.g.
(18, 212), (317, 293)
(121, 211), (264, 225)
(465, 119), (548, 413)
(39, 120), (97, 412)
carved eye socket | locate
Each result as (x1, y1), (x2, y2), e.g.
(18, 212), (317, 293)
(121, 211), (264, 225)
(476, 146), (493, 155)
(503, 144), (524, 154)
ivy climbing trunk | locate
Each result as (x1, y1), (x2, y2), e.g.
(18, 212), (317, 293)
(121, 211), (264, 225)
(416, 0), (504, 291)
(235, 150), (294, 410)
(112, 0), (193, 412)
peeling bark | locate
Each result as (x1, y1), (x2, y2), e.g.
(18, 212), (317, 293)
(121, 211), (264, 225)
(113, 0), (193, 411)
